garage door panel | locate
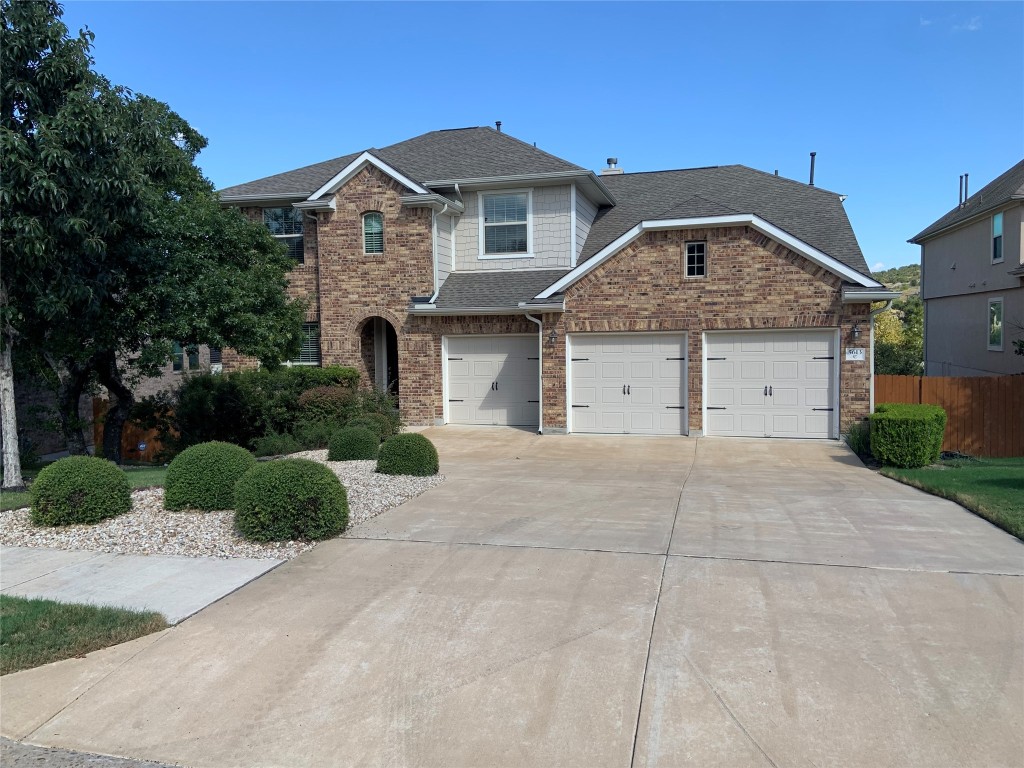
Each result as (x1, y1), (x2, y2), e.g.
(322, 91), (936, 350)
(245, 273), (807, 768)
(601, 361), (626, 379)
(630, 361), (655, 379)
(705, 330), (836, 439)
(629, 385), (654, 406)
(447, 336), (539, 427)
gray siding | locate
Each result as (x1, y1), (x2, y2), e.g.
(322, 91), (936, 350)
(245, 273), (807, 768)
(924, 289), (1024, 376)
(575, 190), (598, 265)
(453, 186), (573, 271)
(436, 212), (453, 288)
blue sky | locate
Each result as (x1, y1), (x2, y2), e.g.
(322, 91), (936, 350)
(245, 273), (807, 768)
(61, 1), (1023, 272)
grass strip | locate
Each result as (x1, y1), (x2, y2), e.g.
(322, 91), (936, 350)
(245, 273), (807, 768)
(0, 595), (167, 674)
(881, 457), (1024, 540)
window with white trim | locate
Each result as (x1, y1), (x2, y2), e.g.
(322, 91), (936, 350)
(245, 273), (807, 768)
(363, 212), (383, 254)
(264, 207), (304, 263)
(172, 342), (199, 372)
(685, 241), (707, 278)
(992, 212), (1003, 263)
(290, 322), (322, 366)
(988, 298), (1003, 350)
(482, 192), (529, 255)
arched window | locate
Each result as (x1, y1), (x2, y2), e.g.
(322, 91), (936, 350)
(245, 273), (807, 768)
(363, 212), (384, 254)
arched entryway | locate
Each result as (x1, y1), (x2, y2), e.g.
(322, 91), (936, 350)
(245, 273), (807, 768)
(358, 317), (399, 401)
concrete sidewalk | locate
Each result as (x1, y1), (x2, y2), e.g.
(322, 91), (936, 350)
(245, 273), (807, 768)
(1, 545), (282, 624)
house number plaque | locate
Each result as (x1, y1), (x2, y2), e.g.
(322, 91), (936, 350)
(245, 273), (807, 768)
(845, 348), (866, 362)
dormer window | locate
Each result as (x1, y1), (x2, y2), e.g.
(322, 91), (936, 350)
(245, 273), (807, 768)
(992, 212), (1003, 263)
(264, 207), (304, 263)
(481, 191), (530, 256)
(363, 212), (384, 254)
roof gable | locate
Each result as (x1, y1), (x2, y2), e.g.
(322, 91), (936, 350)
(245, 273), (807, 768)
(910, 159), (1024, 243)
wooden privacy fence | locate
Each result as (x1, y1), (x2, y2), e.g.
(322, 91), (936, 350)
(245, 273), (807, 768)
(874, 374), (1024, 457)
(92, 399), (168, 463)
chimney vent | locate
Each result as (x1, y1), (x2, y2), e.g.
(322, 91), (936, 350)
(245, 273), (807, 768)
(959, 174), (964, 207)
(809, 152), (817, 186)
(964, 172), (969, 203)
(495, 120), (502, 132)
(601, 157), (624, 176)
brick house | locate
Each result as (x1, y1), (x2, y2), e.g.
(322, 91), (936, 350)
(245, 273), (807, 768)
(218, 127), (895, 438)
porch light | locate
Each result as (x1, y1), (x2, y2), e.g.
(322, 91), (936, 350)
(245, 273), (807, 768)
(547, 328), (558, 345)
(852, 323), (862, 339)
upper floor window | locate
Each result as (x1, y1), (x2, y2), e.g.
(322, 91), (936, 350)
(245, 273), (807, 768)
(363, 212), (384, 254)
(264, 207), (304, 263)
(992, 212), (1003, 263)
(172, 342), (199, 372)
(482, 191), (529, 256)
(685, 241), (707, 278)
(988, 298), (1003, 351)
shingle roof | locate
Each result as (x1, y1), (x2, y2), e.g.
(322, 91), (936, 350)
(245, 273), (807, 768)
(910, 160), (1024, 243)
(580, 166), (870, 275)
(433, 270), (570, 310)
(218, 128), (582, 198)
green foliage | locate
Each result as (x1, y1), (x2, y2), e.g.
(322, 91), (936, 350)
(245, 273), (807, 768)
(843, 420), (871, 458)
(869, 403), (947, 468)
(134, 366), (359, 454)
(234, 459), (348, 542)
(30, 456), (131, 526)
(0, 595), (167, 675)
(873, 294), (923, 375)
(298, 386), (354, 423)
(253, 431), (301, 458)
(328, 427), (380, 461)
(164, 441), (256, 511)
(376, 433), (439, 477)
(291, 418), (340, 450)
(872, 263), (921, 290)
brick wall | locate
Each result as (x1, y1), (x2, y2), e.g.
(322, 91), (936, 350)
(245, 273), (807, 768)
(541, 226), (872, 434)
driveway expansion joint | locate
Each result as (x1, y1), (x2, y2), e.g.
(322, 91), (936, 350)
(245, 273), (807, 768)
(668, 551), (1024, 577)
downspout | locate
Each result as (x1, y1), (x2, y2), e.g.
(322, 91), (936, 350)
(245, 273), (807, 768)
(303, 211), (322, 360)
(525, 313), (544, 435)
(868, 299), (894, 413)
(428, 201), (450, 304)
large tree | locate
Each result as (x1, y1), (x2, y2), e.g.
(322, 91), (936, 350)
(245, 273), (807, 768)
(1, 0), (304, 473)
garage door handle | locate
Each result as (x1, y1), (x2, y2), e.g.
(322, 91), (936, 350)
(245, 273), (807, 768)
(623, 385), (626, 395)
(769, 386), (772, 396)
(627, 385), (631, 395)
(764, 386), (768, 396)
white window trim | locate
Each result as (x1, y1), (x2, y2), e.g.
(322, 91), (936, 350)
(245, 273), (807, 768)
(988, 297), (1004, 351)
(992, 212), (1004, 264)
(264, 207), (304, 263)
(363, 211), (384, 255)
(478, 188), (533, 260)
(684, 240), (707, 279)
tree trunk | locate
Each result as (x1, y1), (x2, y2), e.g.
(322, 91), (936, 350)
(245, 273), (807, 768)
(1, 335), (24, 488)
(97, 352), (133, 465)
(44, 353), (91, 456)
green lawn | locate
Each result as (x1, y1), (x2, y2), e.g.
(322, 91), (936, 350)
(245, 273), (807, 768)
(0, 595), (167, 674)
(882, 457), (1024, 540)
(0, 465), (168, 512)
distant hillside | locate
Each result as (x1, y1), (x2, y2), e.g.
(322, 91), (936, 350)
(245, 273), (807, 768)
(873, 263), (920, 295)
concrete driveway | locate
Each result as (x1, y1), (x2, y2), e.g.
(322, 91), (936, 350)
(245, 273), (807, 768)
(2, 428), (1022, 767)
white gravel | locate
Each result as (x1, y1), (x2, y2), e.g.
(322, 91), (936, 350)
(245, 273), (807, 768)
(0, 451), (444, 560)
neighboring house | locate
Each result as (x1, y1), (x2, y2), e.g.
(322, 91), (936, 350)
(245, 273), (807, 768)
(910, 160), (1024, 377)
(217, 126), (894, 439)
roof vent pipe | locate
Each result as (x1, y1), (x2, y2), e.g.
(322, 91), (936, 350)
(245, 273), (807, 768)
(601, 157), (624, 176)
(809, 152), (816, 186)
(959, 175), (964, 207)
(495, 120), (502, 132)
(964, 173), (969, 203)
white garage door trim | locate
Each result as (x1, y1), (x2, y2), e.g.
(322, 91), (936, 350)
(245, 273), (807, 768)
(566, 332), (689, 435)
(702, 329), (840, 439)
(442, 334), (540, 427)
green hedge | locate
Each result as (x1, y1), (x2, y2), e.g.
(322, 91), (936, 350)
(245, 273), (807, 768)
(328, 427), (379, 461)
(298, 386), (354, 423)
(234, 459), (348, 542)
(376, 433), (439, 476)
(870, 403), (947, 468)
(164, 441), (257, 511)
(253, 431), (300, 458)
(30, 456), (132, 527)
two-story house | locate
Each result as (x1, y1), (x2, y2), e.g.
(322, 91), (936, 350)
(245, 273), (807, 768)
(910, 160), (1024, 376)
(218, 126), (893, 439)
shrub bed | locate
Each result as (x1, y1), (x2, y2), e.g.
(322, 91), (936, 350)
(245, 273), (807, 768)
(30, 456), (132, 527)
(253, 431), (301, 458)
(234, 459), (348, 542)
(869, 403), (947, 468)
(328, 427), (380, 461)
(164, 441), (256, 511)
(376, 433), (439, 477)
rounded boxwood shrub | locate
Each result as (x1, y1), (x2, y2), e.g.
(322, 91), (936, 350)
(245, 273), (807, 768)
(164, 441), (256, 511)
(30, 456), (132, 527)
(234, 459), (348, 542)
(869, 403), (947, 468)
(328, 427), (379, 461)
(376, 433), (439, 477)
(346, 412), (397, 441)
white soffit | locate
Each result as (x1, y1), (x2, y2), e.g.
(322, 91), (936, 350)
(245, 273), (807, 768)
(308, 151), (430, 200)
(535, 214), (881, 299)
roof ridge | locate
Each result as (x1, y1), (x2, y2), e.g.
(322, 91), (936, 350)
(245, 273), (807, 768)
(483, 126), (586, 172)
(613, 166), (721, 176)
(732, 164), (845, 197)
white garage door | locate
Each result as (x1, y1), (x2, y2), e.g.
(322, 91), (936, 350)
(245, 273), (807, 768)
(446, 336), (539, 427)
(704, 330), (836, 438)
(570, 334), (688, 435)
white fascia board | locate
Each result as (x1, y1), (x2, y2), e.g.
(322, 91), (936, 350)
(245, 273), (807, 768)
(219, 192), (306, 203)
(292, 198), (336, 211)
(841, 289), (902, 303)
(308, 151), (429, 200)
(535, 214), (880, 299)
(408, 303), (564, 316)
(424, 171), (616, 206)
(398, 193), (465, 213)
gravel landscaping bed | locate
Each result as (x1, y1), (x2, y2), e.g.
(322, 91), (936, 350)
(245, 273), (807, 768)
(0, 451), (443, 560)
